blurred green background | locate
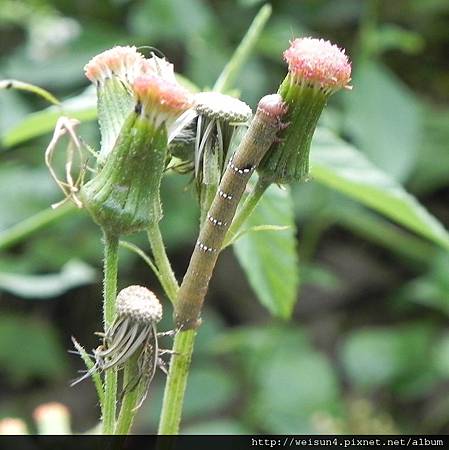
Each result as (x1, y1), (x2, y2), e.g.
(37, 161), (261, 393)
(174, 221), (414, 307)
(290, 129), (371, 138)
(1, 0), (449, 435)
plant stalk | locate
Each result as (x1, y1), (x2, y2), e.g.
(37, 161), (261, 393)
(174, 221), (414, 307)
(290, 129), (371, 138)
(157, 329), (196, 434)
(147, 223), (179, 304)
(157, 95), (285, 434)
(102, 231), (119, 434)
(115, 355), (140, 435)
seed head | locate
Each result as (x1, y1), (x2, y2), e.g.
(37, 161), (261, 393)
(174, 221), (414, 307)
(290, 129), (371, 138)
(194, 92), (252, 123)
(84, 46), (146, 85)
(133, 75), (193, 128)
(117, 285), (163, 324)
(284, 37), (352, 93)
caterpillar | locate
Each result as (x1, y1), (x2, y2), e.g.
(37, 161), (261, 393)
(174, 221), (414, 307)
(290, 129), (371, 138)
(174, 94), (288, 330)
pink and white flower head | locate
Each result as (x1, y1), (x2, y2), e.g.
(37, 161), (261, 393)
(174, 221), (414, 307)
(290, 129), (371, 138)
(142, 54), (177, 83)
(133, 74), (193, 128)
(84, 46), (146, 86)
(284, 37), (352, 93)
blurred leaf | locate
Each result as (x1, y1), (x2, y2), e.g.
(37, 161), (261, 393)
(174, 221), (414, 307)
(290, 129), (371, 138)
(345, 61), (422, 181)
(233, 185), (299, 318)
(1, 87), (96, 147)
(4, 24), (130, 88)
(409, 108), (449, 194)
(0, 315), (68, 384)
(250, 347), (341, 433)
(394, 253), (449, 315)
(215, 325), (341, 432)
(301, 263), (342, 291)
(160, 174), (198, 249)
(365, 25), (425, 55)
(311, 128), (449, 251)
(434, 334), (449, 378)
(257, 16), (306, 60)
(213, 4), (271, 93)
(183, 366), (239, 418)
(410, 0), (449, 15)
(128, 0), (214, 41)
(0, 259), (96, 298)
(0, 90), (30, 135)
(184, 419), (253, 434)
(0, 165), (58, 229)
(341, 325), (435, 392)
(142, 362), (237, 428)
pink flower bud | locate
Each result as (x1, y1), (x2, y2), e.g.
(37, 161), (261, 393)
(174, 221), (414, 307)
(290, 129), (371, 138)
(84, 46), (146, 85)
(284, 37), (352, 92)
(133, 74), (193, 127)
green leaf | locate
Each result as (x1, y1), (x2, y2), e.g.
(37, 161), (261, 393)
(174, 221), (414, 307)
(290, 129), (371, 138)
(0, 165), (59, 230)
(183, 366), (239, 418)
(345, 61), (422, 181)
(215, 325), (342, 433)
(340, 325), (435, 391)
(434, 334), (449, 378)
(0, 315), (68, 384)
(233, 185), (299, 318)
(310, 128), (449, 251)
(184, 419), (253, 435)
(1, 87), (96, 147)
(0, 259), (96, 298)
(213, 4), (272, 93)
(128, 0), (214, 41)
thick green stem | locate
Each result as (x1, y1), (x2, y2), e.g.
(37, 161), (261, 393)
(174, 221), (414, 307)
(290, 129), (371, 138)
(115, 356), (139, 435)
(102, 232), (119, 435)
(147, 223), (179, 304)
(157, 330), (196, 434)
(223, 177), (270, 247)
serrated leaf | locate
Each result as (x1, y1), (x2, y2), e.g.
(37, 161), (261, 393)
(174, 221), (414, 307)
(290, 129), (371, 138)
(233, 185), (299, 318)
(310, 128), (449, 251)
(0, 259), (96, 298)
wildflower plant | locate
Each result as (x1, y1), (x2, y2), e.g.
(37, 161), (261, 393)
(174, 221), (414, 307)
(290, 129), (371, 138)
(2, 6), (353, 436)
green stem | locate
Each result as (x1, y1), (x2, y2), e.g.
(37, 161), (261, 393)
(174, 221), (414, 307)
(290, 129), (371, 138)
(147, 223), (179, 304)
(157, 330), (196, 434)
(223, 177), (270, 247)
(115, 356), (139, 435)
(0, 202), (76, 251)
(102, 231), (119, 435)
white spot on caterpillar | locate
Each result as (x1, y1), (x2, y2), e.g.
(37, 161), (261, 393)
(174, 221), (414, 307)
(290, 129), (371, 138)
(207, 213), (226, 227)
(228, 156), (254, 175)
(197, 241), (217, 253)
(219, 190), (233, 200)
